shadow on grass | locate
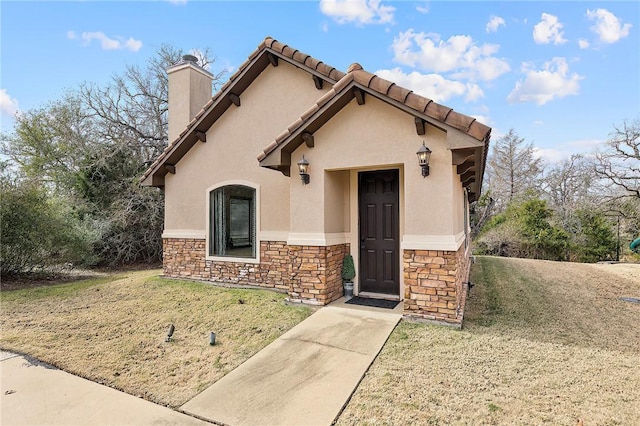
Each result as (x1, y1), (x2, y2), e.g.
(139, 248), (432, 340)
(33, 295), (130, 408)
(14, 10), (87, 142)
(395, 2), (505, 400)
(0, 275), (128, 301)
(463, 256), (640, 353)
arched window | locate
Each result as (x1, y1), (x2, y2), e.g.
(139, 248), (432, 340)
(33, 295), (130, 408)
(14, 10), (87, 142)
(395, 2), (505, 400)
(209, 185), (256, 258)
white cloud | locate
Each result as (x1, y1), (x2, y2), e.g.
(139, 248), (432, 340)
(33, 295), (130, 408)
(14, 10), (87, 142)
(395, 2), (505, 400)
(391, 30), (510, 81)
(470, 114), (491, 126)
(464, 82), (485, 102)
(533, 147), (563, 163)
(69, 30), (143, 52)
(416, 2), (429, 14)
(486, 16), (505, 33)
(533, 13), (567, 45)
(0, 89), (19, 117)
(533, 139), (604, 163)
(586, 8), (632, 44)
(319, 0), (395, 25)
(566, 139), (603, 149)
(167, 0), (187, 4)
(321, 22), (329, 32)
(578, 38), (590, 49)
(375, 68), (484, 103)
(507, 57), (583, 105)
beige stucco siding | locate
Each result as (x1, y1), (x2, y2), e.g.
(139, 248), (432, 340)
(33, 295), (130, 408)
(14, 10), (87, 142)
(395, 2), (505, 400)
(324, 170), (350, 233)
(452, 170), (464, 236)
(164, 61), (331, 234)
(289, 95), (456, 237)
(167, 64), (215, 143)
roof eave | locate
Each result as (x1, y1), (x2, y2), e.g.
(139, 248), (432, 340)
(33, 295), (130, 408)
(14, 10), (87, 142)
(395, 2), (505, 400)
(141, 40), (345, 187)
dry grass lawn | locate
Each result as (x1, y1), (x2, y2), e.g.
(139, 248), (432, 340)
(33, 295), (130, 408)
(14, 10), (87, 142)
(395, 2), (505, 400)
(0, 270), (312, 407)
(338, 257), (640, 425)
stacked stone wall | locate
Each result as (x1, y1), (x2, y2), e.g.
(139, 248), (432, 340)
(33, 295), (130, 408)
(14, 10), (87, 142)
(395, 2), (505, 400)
(162, 238), (347, 305)
(403, 244), (470, 326)
(287, 244), (348, 305)
(163, 239), (209, 279)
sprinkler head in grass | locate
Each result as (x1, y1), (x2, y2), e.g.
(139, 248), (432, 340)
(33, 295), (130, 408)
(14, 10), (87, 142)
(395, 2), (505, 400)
(165, 324), (175, 342)
(209, 332), (216, 345)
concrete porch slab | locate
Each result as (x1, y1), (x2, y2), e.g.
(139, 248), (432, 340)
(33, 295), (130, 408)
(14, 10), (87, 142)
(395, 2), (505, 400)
(180, 305), (401, 425)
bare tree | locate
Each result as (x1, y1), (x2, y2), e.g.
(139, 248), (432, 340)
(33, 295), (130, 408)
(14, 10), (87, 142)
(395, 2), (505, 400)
(542, 154), (594, 226)
(79, 44), (226, 167)
(593, 117), (640, 199)
(3, 44), (226, 266)
(486, 129), (544, 211)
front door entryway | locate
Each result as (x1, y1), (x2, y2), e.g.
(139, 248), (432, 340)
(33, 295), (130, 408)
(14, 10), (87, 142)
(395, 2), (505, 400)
(358, 169), (400, 295)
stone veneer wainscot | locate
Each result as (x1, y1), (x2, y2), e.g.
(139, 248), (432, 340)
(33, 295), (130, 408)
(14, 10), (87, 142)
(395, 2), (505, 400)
(164, 238), (472, 326)
(403, 244), (470, 326)
(163, 238), (348, 305)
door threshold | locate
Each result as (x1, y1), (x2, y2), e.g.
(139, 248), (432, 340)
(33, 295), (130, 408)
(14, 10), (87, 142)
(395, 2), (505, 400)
(357, 292), (401, 301)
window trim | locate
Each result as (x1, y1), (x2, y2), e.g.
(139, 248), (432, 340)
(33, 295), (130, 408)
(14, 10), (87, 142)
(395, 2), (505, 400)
(205, 180), (260, 264)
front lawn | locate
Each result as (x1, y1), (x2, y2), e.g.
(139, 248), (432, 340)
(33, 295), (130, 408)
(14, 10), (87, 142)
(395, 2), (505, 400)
(0, 270), (312, 407)
(3, 259), (638, 424)
(337, 257), (640, 425)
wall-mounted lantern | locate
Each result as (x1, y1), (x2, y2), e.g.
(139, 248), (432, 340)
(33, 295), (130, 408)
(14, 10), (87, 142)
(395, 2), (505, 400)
(298, 155), (310, 185)
(416, 142), (432, 177)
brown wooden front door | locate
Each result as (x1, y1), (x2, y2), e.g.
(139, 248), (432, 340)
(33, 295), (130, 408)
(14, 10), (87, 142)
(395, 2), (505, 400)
(358, 169), (400, 295)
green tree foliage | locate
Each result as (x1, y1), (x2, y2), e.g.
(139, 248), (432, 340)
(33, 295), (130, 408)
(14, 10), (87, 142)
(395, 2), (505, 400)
(5, 94), (93, 191)
(1, 168), (95, 276)
(476, 198), (568, 261)
(572, 209), (617, 263)
(2, 45), (223, 267)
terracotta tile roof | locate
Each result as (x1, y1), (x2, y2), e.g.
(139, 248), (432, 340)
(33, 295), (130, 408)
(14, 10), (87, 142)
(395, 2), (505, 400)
(257, 63), (490, 162)
(141, 37), (345, 186)
(257, 62), (491, 200)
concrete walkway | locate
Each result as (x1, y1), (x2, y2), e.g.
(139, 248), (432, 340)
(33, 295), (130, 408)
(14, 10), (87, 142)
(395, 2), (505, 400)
(181, 304), (401, 426)
(0, 351), (209, 426)
(1, 303), (400, 426)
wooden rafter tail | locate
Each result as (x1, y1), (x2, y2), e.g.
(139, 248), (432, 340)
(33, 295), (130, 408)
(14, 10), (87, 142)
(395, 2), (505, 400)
(312, 75), (324, 90)
(354, 88), (365, 105)
(414, 117), (426, 135)
(229, 93), (241, 107)
(301, 132), (314, 148)
(267, 52), (279, 67)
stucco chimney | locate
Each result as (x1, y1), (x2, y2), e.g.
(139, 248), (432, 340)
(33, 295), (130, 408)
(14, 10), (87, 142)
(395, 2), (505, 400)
(167, 55), (214, 143)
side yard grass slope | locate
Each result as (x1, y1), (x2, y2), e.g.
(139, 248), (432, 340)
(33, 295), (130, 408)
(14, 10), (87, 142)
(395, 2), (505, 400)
(0, 270), (312, 407)
(338, 257), (640, 425)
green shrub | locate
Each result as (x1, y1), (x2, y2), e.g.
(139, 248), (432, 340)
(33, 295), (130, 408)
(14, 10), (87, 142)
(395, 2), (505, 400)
(572, 209), (617, 262)
(1, 177), (95, 276)
(342, 254), (356, 282)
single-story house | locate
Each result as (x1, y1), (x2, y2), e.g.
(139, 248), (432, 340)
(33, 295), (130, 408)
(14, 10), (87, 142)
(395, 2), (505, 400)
(141, 37), (490, 326)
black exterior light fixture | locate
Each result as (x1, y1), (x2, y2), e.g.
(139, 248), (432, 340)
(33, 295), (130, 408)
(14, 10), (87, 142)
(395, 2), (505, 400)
(298, 154), (310, 185)
(416, 142), (432, 177)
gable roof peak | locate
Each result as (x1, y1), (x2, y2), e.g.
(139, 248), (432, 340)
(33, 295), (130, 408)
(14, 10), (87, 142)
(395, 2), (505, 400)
(141, 36), (345, 186)
(347, 63), (363, 73)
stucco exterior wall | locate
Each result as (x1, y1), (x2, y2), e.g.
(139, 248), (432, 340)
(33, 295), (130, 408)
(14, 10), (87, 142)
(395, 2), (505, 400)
(289, 95), (455, 237)
(167, 63), (214, 143)
(324, 170), (350, 234)
(452, 171), (465, 236)
(163, 61), (331, 236)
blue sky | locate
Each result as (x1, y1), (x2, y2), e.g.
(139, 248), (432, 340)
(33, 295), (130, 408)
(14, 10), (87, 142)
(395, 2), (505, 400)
(1, 1), (638, 163)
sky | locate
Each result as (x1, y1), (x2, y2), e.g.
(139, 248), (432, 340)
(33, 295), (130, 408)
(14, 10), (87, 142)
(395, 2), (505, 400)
(1, 1), (638, 163)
